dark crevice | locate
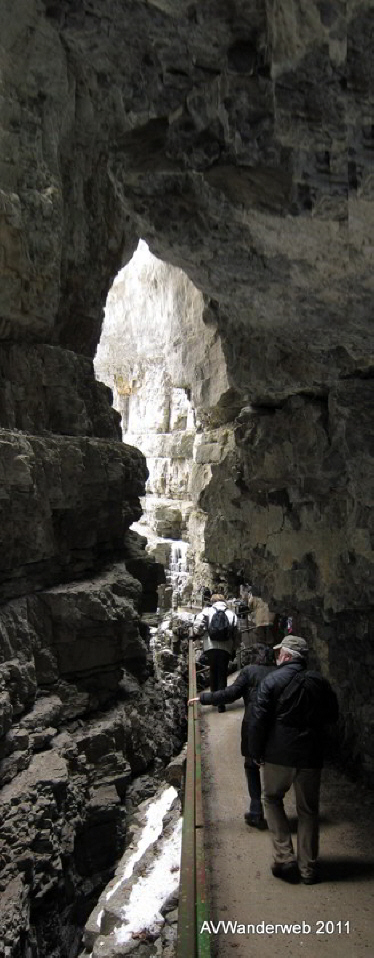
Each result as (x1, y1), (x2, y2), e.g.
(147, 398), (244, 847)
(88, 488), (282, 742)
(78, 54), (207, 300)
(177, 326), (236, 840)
(340, 367), (374, 381)
(242, 388), (329, 416)
(165, 67), (189, 78)
(194, 63), (221, 76)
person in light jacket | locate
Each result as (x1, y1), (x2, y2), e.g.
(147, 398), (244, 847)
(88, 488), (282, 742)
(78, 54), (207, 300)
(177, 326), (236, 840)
(193, 593), (239, 711)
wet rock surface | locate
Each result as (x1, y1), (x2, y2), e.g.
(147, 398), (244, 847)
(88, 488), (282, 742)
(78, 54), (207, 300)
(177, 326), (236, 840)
(0, 631), (187, 957)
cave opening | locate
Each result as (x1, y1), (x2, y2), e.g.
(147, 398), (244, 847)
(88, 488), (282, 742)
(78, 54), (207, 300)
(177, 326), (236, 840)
(94, 238), (233, 611)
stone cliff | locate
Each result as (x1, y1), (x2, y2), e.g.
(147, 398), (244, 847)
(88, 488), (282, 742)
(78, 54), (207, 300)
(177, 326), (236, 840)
(0, 349), (185, 955)
(0, 0), (373, 954)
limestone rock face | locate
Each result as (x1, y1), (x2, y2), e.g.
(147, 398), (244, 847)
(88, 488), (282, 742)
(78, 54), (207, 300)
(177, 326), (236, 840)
(0, 673), (185, 956)
(0, 0), (368, 772)
(203, 390), (373, 615)
(31, 567), (147, 686)
(0, 523), (185, 955)
(95, 239), (234, 430)
(0, 0), (372, 361)
(0, 429), (147, 601)
(201, 386), (374, 775)
(0, 0), (373, 952)
(0, 344), (121, 438)
(96, 242), (238, 597)
(0, 392), (179, 956)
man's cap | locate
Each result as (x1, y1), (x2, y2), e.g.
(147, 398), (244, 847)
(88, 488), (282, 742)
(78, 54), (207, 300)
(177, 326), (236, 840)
(273, 635), (308, 655)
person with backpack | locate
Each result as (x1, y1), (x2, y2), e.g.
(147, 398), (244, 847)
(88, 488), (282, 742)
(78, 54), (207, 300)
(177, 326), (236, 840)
(247, 635), (339, 884)
(188, 644), (276, 827)
(193, 593), (239, 711)
(201, 586), (212, 608)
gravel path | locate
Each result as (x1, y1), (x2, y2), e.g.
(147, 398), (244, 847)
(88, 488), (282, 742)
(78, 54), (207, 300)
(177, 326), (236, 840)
(200, 684), (374, 958)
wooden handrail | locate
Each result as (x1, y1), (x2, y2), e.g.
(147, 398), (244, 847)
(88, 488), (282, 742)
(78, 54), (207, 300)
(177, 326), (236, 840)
(177, 637), (211, 958)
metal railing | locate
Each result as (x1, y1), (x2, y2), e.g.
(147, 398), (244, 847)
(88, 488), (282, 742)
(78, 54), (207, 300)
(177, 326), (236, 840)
(177, 637), (211, 958)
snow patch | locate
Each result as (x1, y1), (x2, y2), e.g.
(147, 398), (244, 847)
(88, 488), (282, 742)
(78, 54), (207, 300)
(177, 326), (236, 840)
(115, 817), (182, 944)
(106, 785), (177, 901)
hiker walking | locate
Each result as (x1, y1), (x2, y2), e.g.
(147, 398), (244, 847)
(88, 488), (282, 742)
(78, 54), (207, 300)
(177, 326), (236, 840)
(201, 586), (212, 608)
(193, 593), (239, 710)
(189, 644), (276, 826)
(247, 635), (339, 884)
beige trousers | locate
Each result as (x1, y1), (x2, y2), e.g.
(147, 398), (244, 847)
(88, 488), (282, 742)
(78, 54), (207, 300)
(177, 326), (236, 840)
(262, 762), (321, 879)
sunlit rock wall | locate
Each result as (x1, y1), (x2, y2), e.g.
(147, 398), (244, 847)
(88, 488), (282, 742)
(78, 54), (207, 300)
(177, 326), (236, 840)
(95, 240), (234, 429)
(95, 241), (237, 595)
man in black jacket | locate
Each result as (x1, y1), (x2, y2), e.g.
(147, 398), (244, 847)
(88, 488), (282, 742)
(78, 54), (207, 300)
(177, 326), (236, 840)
(189, 644), (276, 828)
(248, 635), (338, 884)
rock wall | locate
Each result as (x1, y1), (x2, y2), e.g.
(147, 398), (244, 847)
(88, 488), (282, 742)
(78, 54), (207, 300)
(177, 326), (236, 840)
(0, 330), (184, 957)
(0, 344), (121, 439)
(91, 0), (371, 783)
(0, 1), (373, 952)
(0, 351), (187, 955)
(201, 386), (374, 775)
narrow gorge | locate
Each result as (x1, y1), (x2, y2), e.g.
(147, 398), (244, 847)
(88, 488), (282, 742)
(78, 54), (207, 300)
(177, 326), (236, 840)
(0, 1), (373, 956)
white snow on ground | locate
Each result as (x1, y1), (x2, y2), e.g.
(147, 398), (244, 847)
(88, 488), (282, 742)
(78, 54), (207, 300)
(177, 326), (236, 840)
(106, 786), (178, 901)
(114, 817), (182, 944)
(96, 908), (104, 928)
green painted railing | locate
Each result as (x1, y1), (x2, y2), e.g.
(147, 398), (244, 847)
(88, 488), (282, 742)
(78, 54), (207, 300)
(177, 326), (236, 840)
(177, 637), (211, 958)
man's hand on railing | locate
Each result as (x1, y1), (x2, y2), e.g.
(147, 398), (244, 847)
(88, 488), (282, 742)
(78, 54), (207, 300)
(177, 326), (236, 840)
(188, 697), (199, 706)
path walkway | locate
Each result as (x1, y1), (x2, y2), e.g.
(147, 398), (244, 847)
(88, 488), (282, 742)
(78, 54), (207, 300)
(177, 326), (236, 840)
(200, 679), (374, 958)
